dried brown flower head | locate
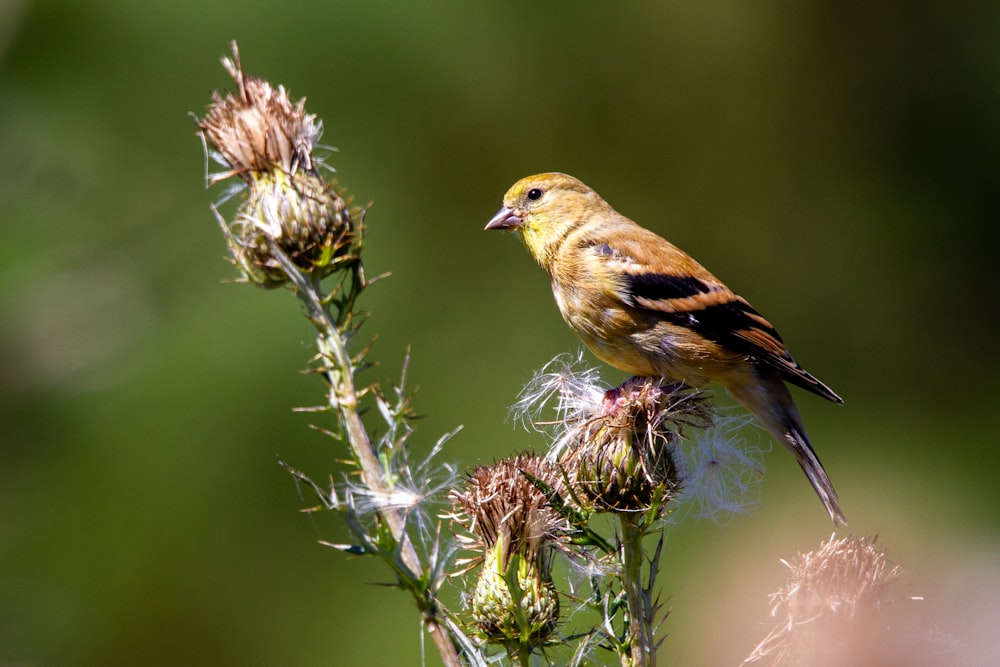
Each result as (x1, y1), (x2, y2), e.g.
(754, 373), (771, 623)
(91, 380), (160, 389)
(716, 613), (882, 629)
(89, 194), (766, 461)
(196, 42), (360, 286)
(451, 454), (567, 571)
(450, 454), (567, 649)
(199, 45), (321, 179)
(743, 534), (905, 666)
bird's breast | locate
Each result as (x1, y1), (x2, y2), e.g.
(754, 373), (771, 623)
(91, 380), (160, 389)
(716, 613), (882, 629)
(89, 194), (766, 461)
(552, 280), (661, 375)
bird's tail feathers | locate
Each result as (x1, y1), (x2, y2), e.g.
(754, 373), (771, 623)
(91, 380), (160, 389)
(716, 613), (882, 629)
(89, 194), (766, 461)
(729, 375), (847, 526)
(786, 422), (847, 526)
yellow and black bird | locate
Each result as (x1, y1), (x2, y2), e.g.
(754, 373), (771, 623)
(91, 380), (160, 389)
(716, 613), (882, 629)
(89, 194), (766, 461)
(486, 172), (846, 525)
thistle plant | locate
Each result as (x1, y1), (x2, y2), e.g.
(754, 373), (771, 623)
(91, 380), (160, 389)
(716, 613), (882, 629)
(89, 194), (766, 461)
(743, 534), (918, 667)
(509, 354), (755, 667)
(195, 42), (469, 667)
(194, 43), (891, 667)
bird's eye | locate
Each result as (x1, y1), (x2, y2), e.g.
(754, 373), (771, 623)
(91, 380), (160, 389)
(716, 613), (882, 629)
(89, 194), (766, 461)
(527, 188), (543, 201)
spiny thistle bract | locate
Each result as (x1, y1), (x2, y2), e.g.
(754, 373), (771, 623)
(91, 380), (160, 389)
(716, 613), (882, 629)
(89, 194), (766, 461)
(196, 42), (361, 287)
(562, 377), (712, 513)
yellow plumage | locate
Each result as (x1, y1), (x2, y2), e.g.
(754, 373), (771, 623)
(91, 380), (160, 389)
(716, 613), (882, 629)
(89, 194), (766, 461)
(486, 172), (846, 525)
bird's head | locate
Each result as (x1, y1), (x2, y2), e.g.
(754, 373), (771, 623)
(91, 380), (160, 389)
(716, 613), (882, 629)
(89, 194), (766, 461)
(485, 172), (604, 267)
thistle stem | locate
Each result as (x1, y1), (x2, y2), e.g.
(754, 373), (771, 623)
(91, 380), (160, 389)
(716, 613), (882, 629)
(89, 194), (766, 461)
(271, 247), (463, 667)
(620, 515), (654, 667)
(515, 643), (532, 667)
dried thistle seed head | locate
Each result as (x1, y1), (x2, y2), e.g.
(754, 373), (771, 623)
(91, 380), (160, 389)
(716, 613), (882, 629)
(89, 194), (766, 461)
(198, 42), (320, 179)
(562, 377), (712, 513)
(197, 42), (361, 285)
(777, 533), (902, 619)
(743, 534), (905, 666)
(450, 454), (565, 651)
(450, 454), (566, 568)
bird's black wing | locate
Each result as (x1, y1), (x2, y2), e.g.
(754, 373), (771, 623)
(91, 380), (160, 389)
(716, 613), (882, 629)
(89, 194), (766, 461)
(625, 271), (843, 405)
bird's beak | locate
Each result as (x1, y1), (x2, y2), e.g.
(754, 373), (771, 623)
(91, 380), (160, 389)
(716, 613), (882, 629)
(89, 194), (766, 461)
(485, 206), (523, 231)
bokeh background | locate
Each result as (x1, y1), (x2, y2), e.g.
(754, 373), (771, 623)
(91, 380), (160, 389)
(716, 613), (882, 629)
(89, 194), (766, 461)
(2, 1), (997, 665)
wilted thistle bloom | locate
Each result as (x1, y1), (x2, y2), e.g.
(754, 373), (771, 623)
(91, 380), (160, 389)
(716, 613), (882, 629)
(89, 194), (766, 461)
(566, 376), (713, 513)
(743, 534), (905, 666)
(516, 354), (776, 522)
(450, 454), (566, 650)
(196, 42), (359, 286)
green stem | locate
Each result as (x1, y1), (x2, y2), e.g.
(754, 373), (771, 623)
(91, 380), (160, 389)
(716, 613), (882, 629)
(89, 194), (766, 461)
(515, 643), (532, 667)
(620, 515), (653, 667)
(271, 248), (463, 667)
(299, 265), (416, 559)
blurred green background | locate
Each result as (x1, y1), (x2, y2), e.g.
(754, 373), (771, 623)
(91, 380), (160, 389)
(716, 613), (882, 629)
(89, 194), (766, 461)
(2, 1), (997, 665)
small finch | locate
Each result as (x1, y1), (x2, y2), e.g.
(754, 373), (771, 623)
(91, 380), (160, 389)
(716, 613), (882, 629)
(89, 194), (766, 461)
(486, 172), (846, 525)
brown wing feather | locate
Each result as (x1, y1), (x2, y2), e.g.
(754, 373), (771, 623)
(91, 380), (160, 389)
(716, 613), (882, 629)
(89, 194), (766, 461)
(590, 232), (843, 405)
